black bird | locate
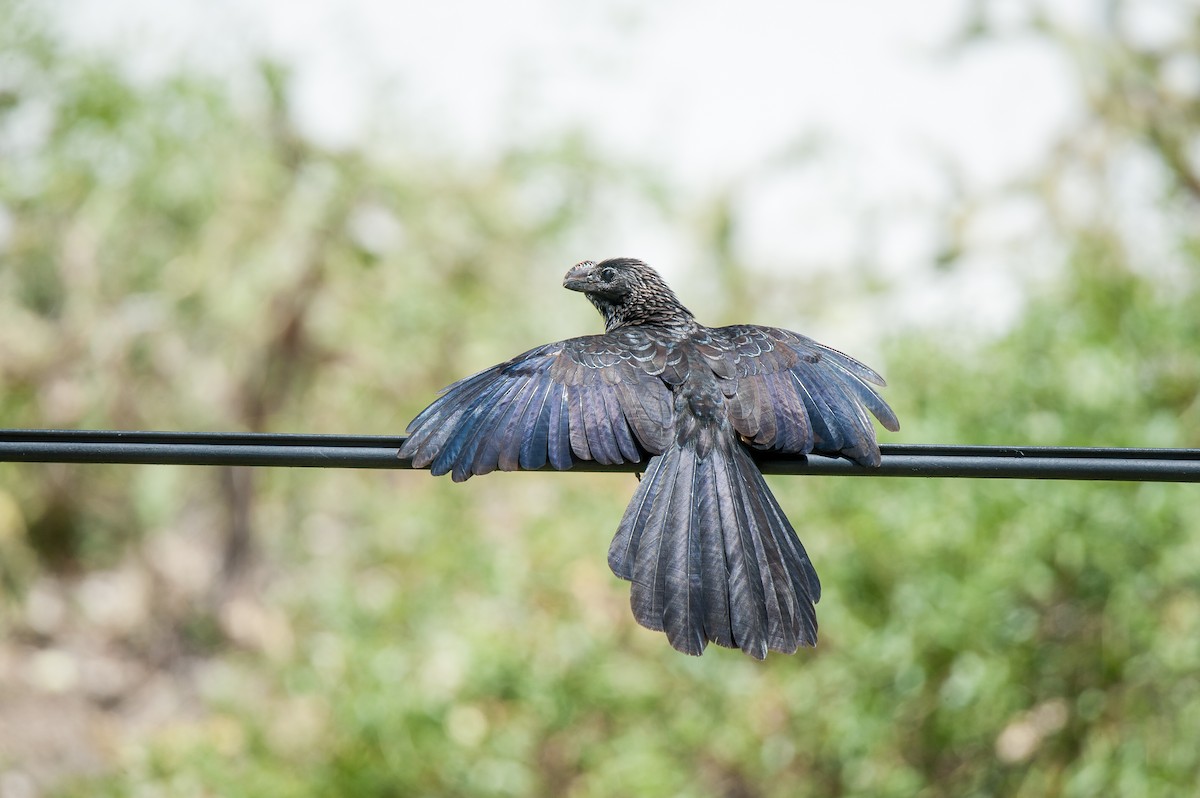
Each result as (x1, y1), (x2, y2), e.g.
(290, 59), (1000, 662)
(400, 258), (898, 658)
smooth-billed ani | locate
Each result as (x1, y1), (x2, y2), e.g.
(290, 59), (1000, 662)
(400, 258), (898, 658)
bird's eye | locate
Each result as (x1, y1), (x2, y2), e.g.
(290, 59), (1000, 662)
(600, 267), (617, 283)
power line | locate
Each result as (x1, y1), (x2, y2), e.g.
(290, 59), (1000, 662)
(2, 429), (1198, 482)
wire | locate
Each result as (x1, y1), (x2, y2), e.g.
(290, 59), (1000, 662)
(2, 429), (1198, 482)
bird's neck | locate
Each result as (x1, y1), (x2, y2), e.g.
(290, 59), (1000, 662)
(593, 295), (697, 334)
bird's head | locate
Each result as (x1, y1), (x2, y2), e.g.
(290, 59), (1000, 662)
(563, 258), (694, 332)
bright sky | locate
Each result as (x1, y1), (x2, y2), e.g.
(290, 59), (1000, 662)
(53, 0), (1132, 340)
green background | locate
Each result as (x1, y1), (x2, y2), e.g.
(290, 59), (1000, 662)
(1, 2), (1198, 795)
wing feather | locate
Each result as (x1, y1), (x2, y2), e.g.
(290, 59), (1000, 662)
(516, 376), (556, 470)
(401, 331), (676, 479)
(710, 325), (898, 465)
(546, 384), (573, 470)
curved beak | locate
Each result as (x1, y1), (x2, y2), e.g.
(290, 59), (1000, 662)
(563, 261), (595, 292)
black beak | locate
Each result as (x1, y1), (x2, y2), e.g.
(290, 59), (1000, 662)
(563, 261), (595, 292)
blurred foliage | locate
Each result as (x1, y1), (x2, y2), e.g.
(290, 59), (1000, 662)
(1, 0), (1199, 796)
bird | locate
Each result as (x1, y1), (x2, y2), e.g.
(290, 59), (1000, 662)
(399, 258), (898, 659)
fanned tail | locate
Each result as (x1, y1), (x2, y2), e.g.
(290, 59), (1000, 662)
(608, 433), (820, 659)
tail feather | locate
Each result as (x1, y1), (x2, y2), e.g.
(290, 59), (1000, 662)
(710, 446), (768, 657)
(659, 446), (705, 656)
(695, 452), (735, 649)
(626, 453), (676, 635)
(611, 434), (820, 658)
(739, 451), (821, 644)
(736, 461), (803, 652)
(750, 464), (822, 603)
(608, 454), (665, 580)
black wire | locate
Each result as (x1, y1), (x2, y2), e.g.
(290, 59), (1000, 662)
(2, 429), (1198, 482)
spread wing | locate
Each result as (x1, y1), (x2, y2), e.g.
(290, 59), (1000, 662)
(399, 329), (676, 481)
(698, 325), (900, 466)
